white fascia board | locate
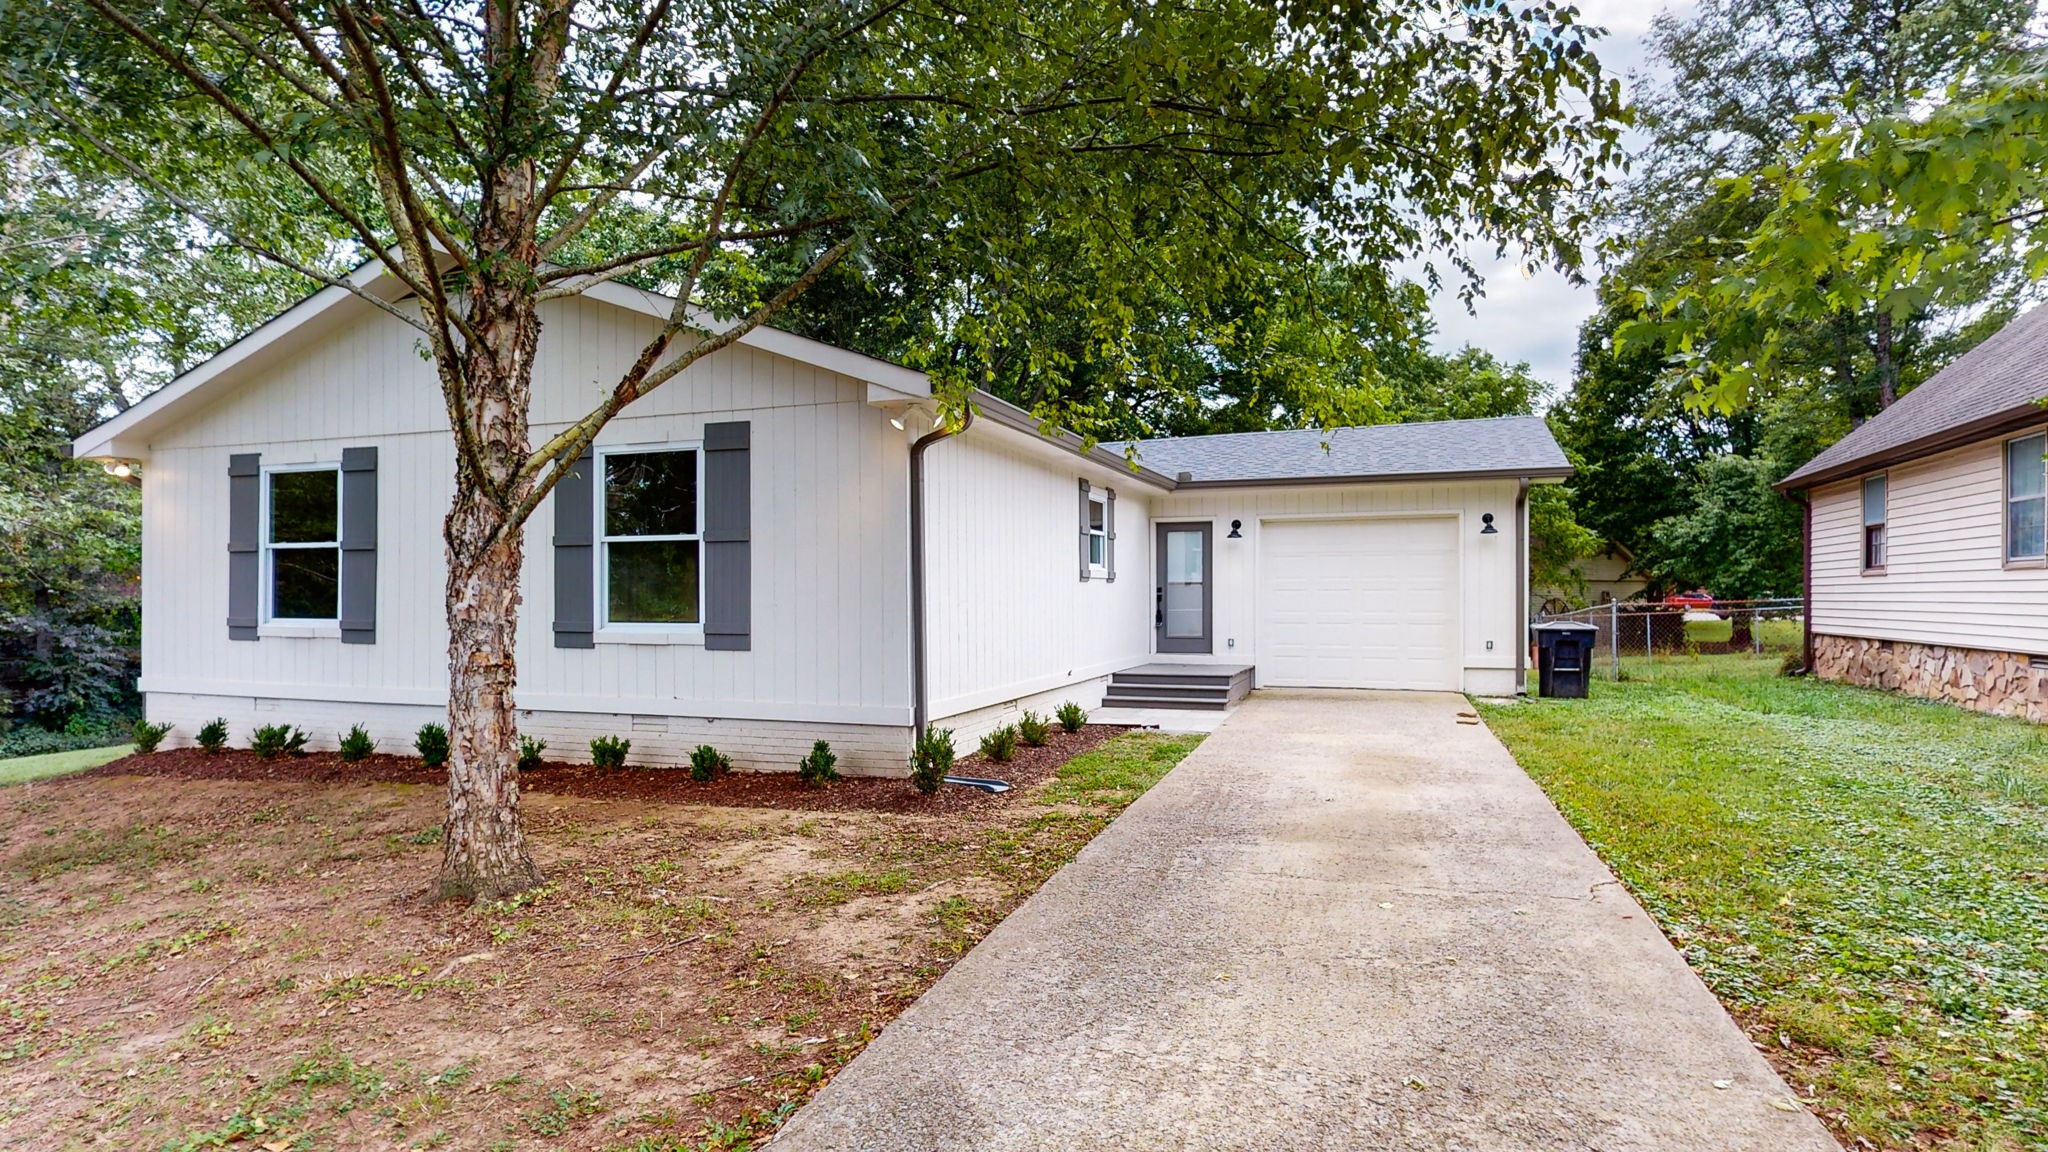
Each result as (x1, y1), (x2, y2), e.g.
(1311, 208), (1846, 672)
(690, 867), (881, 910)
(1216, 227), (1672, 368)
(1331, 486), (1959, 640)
(72, 258), (405, 461)
(579, 280), (932, 397)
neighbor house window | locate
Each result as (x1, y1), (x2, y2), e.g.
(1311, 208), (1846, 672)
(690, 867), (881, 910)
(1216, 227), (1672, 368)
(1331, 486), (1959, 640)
(602, 447), (701, 625)
(265, 466), (341, 620)
(1086, 489), (1108, 573)
(2008, 433), (2046, 561)
(1862, 474), (1887, 570)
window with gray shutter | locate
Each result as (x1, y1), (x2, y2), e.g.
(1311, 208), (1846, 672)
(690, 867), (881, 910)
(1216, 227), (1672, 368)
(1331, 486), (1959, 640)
(703, 421), (751, 651)
(1105, 487), (1117, 582)
(552, 454), (596, 648)
(339, 447), (377, 643)
(227, 453), (261, 640)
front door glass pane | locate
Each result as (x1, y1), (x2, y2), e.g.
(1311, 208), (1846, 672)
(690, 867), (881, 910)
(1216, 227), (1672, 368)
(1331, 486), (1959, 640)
(1164, 529), (1204, 639)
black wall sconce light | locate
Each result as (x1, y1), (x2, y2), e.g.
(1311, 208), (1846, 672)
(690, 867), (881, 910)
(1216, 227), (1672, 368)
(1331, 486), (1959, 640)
(1228, 519), (1243, 538)
(1479, 513), (1498, 535)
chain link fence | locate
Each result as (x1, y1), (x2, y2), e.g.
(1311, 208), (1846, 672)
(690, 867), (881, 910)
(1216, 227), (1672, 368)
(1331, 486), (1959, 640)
(1534, 597), (1806, 679)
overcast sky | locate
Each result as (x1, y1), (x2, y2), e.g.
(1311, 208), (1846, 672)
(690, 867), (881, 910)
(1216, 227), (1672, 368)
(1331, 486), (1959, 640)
(1415, 0), (1694, 393)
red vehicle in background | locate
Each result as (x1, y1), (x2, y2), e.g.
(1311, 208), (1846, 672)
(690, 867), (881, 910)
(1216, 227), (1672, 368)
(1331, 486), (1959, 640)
(1663, 590), (1714, 611)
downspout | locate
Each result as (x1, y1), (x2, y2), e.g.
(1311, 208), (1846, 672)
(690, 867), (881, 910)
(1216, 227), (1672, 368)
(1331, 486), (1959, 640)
(1515, 477), (1530, 694)
(910, 408), (974, 739)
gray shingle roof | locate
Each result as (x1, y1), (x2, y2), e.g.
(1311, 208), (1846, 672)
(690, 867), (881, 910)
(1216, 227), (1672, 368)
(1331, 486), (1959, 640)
(1104, 414), (1570, 486)
(1781, 302), (2048, 490)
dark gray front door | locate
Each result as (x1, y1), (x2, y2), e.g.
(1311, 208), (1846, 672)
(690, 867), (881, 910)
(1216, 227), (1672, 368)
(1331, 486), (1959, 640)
(1155, 522), (1212, 654)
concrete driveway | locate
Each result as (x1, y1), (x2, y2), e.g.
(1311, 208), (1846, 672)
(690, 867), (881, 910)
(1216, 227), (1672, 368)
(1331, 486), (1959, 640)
(772, 690), (1839, 1151)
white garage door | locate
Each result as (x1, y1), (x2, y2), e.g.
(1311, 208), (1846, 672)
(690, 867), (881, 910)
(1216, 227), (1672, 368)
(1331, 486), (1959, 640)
(1257, 517), (1461, 690)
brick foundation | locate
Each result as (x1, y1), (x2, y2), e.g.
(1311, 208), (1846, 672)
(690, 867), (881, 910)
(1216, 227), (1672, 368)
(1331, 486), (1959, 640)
(1811, 634), (2048, 722)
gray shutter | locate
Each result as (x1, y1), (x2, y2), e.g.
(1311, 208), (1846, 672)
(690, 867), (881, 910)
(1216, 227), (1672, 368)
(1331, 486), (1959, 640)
(339, 447), (378, 644)
(1078, 478), (1092, 582)
(552, 453), (596, 648)
(227, 453), (261, 641)
(1105, 487), (1117, 583)
(703, 420), (751, 651)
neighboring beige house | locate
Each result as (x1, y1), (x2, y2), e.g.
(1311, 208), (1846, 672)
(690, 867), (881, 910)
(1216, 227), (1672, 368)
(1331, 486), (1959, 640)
(1779, 303), (2048, 720)
(1535, 542), (1647, 614)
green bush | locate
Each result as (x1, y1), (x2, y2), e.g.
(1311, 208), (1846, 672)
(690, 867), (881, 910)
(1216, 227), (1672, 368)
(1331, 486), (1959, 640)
(517, 735), (549, 772)
(415, 722), (450, 767)
(1017, 710), (1051, 747)
(978, 724), (1018, 763)
(132, 720), (173, 754)
(1055, 701), (1086, 733)
(798, 739), (839, 786)
(1779, 649), (1807, 677)
(337, 724), (376, 762)
(590, 735), (630, 769)
(196, 717), (230, 754)
(910, 726), (954, 795)
(251, 723), (309, 759)
(690, 744), (731, 782)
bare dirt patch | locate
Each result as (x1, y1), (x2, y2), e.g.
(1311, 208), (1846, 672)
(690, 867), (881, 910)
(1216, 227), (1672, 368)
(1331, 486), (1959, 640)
(0, 727), (1195, 1151)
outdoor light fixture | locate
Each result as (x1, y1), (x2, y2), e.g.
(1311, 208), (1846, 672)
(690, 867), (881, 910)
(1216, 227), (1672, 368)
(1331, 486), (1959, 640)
(101, 460), (136, 479)
(1227, 519), (1243, 538)
(1480, 513), (1498, 535)
(889, 415), (907, 430)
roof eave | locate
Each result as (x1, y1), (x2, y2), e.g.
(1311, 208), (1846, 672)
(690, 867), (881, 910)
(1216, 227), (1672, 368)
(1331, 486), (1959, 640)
(969, 390), (1180, 489)
(1170, 464), (1573, 490)
(1776, 404), (2047, 492)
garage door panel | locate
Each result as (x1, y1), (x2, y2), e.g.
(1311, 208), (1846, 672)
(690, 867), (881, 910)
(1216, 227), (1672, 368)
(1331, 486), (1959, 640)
(1258, 518), (1460, 690)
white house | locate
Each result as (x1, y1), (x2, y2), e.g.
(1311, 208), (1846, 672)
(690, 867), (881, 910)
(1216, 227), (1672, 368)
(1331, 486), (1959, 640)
(1780, 302), (2048, 720)
(73, 262), (1571, 773)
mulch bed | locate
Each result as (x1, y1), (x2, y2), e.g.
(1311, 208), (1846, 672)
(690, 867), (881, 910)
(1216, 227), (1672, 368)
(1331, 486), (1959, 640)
(79, 723), (1132, 816)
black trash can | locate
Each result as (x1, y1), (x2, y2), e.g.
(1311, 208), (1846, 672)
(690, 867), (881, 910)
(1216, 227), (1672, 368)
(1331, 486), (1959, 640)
(1532, 620), (1600, 698)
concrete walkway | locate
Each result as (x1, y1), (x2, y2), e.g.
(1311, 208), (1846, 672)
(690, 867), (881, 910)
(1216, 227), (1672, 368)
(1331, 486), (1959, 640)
(773, 690), (1840, 1151)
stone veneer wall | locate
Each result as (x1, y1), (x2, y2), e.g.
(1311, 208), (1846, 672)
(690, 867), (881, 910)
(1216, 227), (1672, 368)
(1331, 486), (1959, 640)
(1812, 634), (2048, 722)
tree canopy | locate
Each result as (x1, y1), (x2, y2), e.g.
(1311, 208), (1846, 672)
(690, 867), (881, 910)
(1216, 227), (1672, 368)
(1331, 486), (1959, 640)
(2, 0), (1629, 898)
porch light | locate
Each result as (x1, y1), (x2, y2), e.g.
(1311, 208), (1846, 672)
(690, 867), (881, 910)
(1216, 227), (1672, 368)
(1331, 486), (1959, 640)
(889, 415), (907, 430)
(1227, 519), (1242, 538)
(1480, 513), (1498, 535)
(102, 460), (139, 480)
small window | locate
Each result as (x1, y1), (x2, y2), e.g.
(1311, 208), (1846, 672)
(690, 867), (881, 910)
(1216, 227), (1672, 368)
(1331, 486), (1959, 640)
(266, 467), (341, 620)
(602, 447), (701, 625)
(1862, 474), (1887, 570)
(1086, 491), (1108, 573)
(2009, 434), (2046, 561)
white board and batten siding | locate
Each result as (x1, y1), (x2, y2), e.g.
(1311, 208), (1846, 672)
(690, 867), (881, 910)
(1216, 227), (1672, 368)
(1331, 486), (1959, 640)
(1811, 431), (2048, 655)
(917, 424), (1156, 744)
(1149, 481), (1527, 696)
(138, 294), (920, 773)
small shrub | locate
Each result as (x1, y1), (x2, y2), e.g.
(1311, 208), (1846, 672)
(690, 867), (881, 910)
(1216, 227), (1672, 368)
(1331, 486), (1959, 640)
(798, 739), (840, 786)
(1054, 701), (1087, 733)
(132, 720), (173, 754)
(517, 735), (548, 772)
(1017, 710), (1051, 747)
(910, 726), (955, 795)
(689, 744), (731, 782)
(415, 722), (450, 768)
(196, 717), (230, 754)
(250, 724), (309, 759)
(1779, 650), (1808, 677)
(589, 735), (630, 769)
(337, 724), (376, 762)
(978, 724), (1018, 763)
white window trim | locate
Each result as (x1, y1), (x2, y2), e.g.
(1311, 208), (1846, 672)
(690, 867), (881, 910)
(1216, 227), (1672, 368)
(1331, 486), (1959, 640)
(596, 440), (706, 635)
(1861, 472), (1888, 574)
(2004, 430), (2047, 567)
(260, 461), (343, 625)
(1085, 489), (1109, 577)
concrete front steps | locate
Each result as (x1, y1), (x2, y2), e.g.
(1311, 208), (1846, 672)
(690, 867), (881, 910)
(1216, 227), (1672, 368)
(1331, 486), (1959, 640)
(1101, 663), (1254, 711)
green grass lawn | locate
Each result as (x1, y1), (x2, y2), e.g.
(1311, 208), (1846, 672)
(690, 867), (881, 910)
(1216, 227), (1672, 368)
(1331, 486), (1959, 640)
(0, 744), (133, 787)
(1680, 615), (1806, 647)
(1478, 656), (2048, 1151)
